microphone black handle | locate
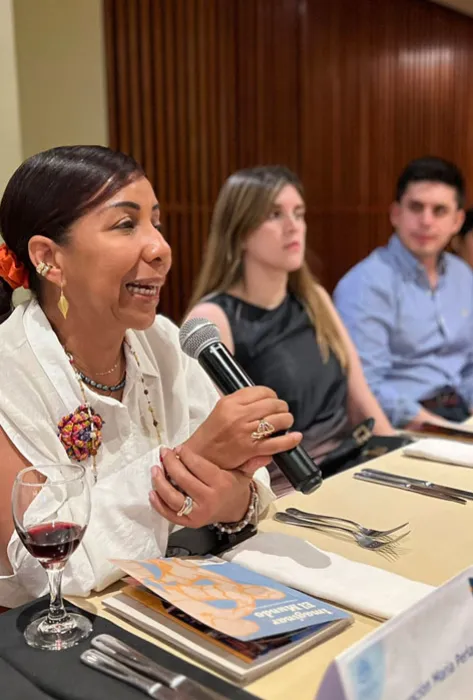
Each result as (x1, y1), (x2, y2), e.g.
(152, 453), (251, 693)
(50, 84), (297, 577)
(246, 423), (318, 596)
(272, 448), (323, 495)
(197, 343), (322, 495)
(198, 343), (254, 393)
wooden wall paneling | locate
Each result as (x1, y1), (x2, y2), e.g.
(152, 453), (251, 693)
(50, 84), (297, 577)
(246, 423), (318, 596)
(104, 0), (473, 318)
(147, 0), (173, 315)
(186, 0), (202, 308)
(301, 0), (473, 291)
(192, 0), (215, 305)
(127, 0), (142, 164)
(103, 0), (118, 149)
(173, 0), (191, 319)
(254, 0), (267, 162)
(115, 0), (131, 153)
(162, 0), (183, 320)
(234, 0), (258, 164)
(367, 0), (396, 210)
(220, 0), (238, 182)
(206, 0), (220, 203)
(232, 0), (300, 170)
(139, 0), (155, 184)
(195, 0), (209, 214)
(150, 0), (241, 318)
(267, 0), (303, 172)
(465, 35), (473, 180)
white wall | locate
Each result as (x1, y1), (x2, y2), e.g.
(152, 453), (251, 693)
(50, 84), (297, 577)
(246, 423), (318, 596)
(0, 0), (23, 196)
(1, 0), (108, 306)
(14, 0), (108, 159)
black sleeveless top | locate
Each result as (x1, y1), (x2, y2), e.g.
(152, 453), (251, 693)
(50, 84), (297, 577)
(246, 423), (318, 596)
(209, 292), (348, 434)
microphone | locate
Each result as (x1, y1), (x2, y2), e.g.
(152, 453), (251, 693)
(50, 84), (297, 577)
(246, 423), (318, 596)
(179, 318), (323, 494)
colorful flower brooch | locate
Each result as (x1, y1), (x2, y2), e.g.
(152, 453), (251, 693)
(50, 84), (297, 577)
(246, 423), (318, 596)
(57, 404), (104, 463)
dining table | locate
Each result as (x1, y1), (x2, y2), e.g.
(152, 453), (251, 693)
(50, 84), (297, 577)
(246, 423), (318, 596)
(70, 441), (473, 700)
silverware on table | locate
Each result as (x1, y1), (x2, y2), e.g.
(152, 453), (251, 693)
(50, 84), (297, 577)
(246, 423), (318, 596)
(360, 467), (473, 501)
(91, 634), (227, 700)
(285, 507), (409, 538)
(80, 648), (177, 699)
(354, 471), (467, 504)
(274, 512), (409, 550)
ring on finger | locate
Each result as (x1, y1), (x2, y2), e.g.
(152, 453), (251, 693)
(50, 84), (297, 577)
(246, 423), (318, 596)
(251, 418), (276, 441)
(176, 495), (193, 517)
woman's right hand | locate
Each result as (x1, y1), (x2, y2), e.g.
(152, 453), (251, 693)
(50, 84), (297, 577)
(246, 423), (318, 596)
(184, 386), (302, 471)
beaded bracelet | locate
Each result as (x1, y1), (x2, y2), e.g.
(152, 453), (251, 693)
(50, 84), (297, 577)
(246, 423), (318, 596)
(212, 481), (259, 534)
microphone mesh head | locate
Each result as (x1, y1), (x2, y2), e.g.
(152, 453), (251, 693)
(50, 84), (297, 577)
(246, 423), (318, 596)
(179, 318), (220, 359)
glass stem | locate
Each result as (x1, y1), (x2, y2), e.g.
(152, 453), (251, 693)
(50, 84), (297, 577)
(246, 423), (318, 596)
(46, 566), (68, 624)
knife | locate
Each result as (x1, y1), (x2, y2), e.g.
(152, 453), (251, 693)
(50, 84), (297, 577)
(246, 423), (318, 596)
(360, 468), (473, 501)
(416, 421), (473, 442)
(81, 649), (177, 699)
(91, 634), (228, 700)
(353, 472), (467, 503)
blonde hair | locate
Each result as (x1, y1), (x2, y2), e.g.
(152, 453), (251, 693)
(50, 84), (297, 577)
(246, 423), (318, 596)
(188, 166), (347, 368)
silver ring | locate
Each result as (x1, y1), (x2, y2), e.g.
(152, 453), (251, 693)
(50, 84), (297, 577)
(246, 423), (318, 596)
(176, 495), (193, 517)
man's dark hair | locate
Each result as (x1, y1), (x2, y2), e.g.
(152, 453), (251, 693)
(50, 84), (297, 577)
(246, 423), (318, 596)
(457, 208), (473, 239)
(395, 156), (465, 209)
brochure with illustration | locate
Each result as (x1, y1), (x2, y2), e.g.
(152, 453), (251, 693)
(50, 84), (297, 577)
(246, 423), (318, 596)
(104, 556), (352, 684)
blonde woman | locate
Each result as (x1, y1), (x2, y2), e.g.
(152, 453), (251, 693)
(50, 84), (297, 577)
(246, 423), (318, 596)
(186, 166), (399, 492)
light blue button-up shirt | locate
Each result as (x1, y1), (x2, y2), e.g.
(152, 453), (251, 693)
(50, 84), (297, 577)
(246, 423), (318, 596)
(333, 234), (473, 426)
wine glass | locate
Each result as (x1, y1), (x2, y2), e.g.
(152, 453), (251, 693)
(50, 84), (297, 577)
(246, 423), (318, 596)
(12, 464), (92, 650)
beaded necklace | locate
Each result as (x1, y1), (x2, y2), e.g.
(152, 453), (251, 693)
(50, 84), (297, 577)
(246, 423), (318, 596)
(126, 343), (163, 440)
(67, 361), (126, 393)
(58, 340), (162, 482)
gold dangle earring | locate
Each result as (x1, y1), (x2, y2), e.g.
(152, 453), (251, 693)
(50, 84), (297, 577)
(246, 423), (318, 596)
(58, 280), (69, 319)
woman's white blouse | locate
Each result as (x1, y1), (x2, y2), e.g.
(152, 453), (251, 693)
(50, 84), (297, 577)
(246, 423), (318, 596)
(0, 301), (274, 607)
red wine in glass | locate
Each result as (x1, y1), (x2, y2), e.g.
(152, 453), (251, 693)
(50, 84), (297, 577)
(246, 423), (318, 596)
(12, 464), (92, 651)
(18, 522), (85, 567)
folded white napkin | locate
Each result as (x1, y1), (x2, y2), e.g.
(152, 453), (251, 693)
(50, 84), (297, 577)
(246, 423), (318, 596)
(222, 532), (433, 620)
(403, 438), (473, 468)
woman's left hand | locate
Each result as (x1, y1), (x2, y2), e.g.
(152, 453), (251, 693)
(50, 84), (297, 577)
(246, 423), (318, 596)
(149, 445), (255, 528)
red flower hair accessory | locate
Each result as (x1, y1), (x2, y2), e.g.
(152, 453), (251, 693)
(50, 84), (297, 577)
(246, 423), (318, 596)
(0, 243), (30, 290)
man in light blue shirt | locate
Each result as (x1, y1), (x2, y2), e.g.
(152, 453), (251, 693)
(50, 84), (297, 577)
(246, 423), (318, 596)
(334, 157), (471, 428)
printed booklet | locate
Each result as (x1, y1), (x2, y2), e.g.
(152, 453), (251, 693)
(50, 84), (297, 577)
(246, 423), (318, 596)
(103, 556), (352, 684)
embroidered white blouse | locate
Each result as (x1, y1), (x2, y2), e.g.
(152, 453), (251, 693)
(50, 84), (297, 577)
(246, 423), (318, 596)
(0, 300), (274, 607)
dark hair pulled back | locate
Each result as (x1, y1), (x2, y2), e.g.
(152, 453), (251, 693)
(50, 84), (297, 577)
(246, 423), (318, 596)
(0, 145), (144, 321)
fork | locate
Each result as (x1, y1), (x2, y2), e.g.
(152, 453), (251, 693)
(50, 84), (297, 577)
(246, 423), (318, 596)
(274, 512), (409, 550)
(285, 507), (409, 538)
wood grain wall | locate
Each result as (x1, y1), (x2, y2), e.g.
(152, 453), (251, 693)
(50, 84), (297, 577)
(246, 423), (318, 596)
(104, 0), (473, 321)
